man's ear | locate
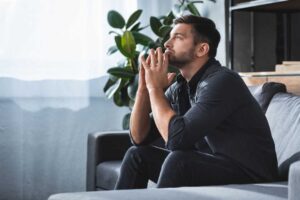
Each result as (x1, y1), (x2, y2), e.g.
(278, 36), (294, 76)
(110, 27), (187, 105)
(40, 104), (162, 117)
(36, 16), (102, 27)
(196, 43), (209, 57)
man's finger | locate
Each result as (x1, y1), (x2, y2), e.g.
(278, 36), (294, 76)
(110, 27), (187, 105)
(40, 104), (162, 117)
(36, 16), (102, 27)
(156, 47), (163, 68)
(139, 53), (150, 70)
(146, 54), (151, 65)
(150, 49), (157, 69)
(163, 52), (169, 72)
(139, 61), (145, 74)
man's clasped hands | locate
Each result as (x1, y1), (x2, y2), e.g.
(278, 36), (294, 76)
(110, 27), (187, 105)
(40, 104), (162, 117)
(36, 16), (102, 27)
(138, 47), (177, 93)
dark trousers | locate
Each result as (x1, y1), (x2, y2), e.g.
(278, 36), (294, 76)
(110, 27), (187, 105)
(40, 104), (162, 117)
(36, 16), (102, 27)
(115, 146), (255, 189)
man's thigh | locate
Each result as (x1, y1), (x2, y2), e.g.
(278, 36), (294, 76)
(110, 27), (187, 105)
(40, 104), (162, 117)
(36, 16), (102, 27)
(126, 145), (170, 182)
(157, 151), (253, 188)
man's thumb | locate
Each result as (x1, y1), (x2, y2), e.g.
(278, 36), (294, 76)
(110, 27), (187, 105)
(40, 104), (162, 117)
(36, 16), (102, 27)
(167, 73), (176, 85)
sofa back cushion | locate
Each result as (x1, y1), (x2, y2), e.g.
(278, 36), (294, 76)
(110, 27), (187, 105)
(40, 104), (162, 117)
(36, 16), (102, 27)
(248, 82), (287, 113)
(266, 92), (300, 180)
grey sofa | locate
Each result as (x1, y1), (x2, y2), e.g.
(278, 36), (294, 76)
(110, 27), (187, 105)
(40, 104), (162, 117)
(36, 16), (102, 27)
(49, 83), (300, 200)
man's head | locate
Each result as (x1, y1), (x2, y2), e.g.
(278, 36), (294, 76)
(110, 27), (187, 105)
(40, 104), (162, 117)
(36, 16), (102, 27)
(174, 15), (220, 58)
(164, 15), (220, 67)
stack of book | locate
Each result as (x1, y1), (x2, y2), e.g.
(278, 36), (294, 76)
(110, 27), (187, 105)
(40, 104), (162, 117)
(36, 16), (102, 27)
(275, 61), (300, 72)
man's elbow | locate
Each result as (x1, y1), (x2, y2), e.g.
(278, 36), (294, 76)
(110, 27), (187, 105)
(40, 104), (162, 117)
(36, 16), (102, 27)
(167, 117), (191, 150)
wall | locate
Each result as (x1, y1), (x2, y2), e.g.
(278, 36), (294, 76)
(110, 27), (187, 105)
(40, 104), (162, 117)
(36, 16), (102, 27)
(196, 1), (227, 66)
(0, 77), (128, 200)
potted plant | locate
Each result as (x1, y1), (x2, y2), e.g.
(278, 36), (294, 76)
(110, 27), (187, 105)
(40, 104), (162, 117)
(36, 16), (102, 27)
(104, 0), (212, 129)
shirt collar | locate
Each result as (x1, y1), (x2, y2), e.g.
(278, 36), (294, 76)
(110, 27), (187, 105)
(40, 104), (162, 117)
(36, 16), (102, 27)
(176, 57), (218, 90)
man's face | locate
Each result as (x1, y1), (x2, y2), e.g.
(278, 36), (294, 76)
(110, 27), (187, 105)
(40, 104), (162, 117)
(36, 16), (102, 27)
(164, 24), (197, 68)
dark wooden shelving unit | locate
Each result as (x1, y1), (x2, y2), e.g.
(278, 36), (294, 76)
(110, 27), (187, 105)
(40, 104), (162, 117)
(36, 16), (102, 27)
(230, 0), (300, 12)
(228, 0), (300, 70)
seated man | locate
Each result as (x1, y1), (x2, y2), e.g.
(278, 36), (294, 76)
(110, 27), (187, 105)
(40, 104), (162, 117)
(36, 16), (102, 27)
(115, 15), (278, 189)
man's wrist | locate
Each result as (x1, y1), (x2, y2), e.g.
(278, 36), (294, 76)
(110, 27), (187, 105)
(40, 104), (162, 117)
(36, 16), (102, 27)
(148, 87), (164, 95)
(137, 87), (149, 96)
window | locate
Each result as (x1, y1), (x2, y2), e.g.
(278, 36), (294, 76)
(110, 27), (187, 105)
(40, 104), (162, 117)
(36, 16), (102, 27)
(0, 0), (137, 80)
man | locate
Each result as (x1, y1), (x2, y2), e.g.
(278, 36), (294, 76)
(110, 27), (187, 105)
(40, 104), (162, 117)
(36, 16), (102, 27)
(115, 15), (278, 189)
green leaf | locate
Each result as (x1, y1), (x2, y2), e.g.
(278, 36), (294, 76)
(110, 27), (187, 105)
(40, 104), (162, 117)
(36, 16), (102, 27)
(121, 31), (136, 58)
(130, 22), (141, 31)
(120, 87), (130, 106)
(107, 46), (118, 55)
(115, 36), (131, 57)
(113, 84), (130, 107)
(187, 3), (201, 16)
(107, 67), (135, 79)
(105, 78), (122, 99)
(107, 10), (125, 29)
(159, 25), (172, 37)
(122, 113), (131, 130)
(108, 31), (121, 36)
(150, 16), (163, 37)
(136, 25), (149, 32)
(132, 32), (154, 46)
(163, 11), (175, 25)
(127, 74), (138, 100)
(191, 0), (204, 3)
(126, 9), (142, 29)
(113, 90), (124, 106)
(103, 77), (117, 93)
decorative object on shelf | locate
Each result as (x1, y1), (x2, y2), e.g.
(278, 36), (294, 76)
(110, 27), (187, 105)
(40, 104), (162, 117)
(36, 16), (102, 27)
(276, 61), (300, 72)
(104, 0), (214, 129)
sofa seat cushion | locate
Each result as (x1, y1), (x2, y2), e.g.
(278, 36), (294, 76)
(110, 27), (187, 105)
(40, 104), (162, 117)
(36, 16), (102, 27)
(266, 93), (300, 180)
(96, 161), (121, 190)
(49, 182), (287, 200)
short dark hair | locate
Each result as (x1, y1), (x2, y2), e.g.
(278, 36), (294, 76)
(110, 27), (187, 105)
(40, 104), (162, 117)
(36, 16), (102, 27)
(174, 15), (220, 58)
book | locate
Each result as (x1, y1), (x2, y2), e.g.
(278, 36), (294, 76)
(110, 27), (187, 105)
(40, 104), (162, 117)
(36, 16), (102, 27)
(275, 61), (300, 72)
(282, 61), (300, 65)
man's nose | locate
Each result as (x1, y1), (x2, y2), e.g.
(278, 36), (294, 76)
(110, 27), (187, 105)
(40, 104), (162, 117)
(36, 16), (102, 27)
(164, 38), (172, 49)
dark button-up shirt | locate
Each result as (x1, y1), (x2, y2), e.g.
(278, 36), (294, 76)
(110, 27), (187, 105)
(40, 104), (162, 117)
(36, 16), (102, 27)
(130, 58), (278, 181)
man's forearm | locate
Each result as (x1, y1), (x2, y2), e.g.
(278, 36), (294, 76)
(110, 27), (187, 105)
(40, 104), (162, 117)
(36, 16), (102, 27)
(148, 88), (176, 142)
(130, 89), (152, 144)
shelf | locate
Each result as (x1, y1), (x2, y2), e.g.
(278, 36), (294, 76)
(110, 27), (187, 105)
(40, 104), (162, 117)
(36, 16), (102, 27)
(230, 0), (300, 12)
(240, 71), (300, 94)
(239, 71), (300, 77)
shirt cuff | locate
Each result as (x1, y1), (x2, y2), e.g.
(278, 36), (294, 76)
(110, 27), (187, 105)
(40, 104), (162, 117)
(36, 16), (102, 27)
(166, 115), (186, 150)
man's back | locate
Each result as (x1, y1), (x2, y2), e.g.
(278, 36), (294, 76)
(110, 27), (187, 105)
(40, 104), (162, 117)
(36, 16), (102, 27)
(165, 58), (278, 182)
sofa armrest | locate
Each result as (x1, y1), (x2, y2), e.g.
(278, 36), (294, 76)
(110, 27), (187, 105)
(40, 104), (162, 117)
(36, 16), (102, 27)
(288, 161), (300, 200)
(86, 130), (131, 191)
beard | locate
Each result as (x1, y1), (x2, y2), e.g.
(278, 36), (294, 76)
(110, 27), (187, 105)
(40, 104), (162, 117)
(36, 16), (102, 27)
(167, 46), (196, 69)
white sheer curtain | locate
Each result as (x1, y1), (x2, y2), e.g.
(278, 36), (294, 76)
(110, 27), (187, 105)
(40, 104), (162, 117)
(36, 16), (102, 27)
(0, 0), (137, 80)
(0, 2), (135, 200)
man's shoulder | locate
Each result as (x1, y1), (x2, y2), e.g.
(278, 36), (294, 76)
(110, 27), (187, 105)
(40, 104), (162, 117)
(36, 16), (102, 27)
(195, 66), (248, 97)
(201, 66), (242, 86)
(206, 65), (239, 78)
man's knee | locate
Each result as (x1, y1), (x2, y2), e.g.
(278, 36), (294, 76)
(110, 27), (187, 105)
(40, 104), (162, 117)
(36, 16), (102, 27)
(162, 151), (187, 167)
(123, 146), (154, 165)
(157, 151), (187, 188)
(124, 146), (152, 158)
(124, 146), (142, 162)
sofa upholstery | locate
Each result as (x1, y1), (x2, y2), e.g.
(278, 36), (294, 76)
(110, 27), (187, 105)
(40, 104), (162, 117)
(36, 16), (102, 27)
(49, 181), (289, 200)
(86, 132), (131, 191)
(266, 93), (300, 180)
(48, 82), (300, 200)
